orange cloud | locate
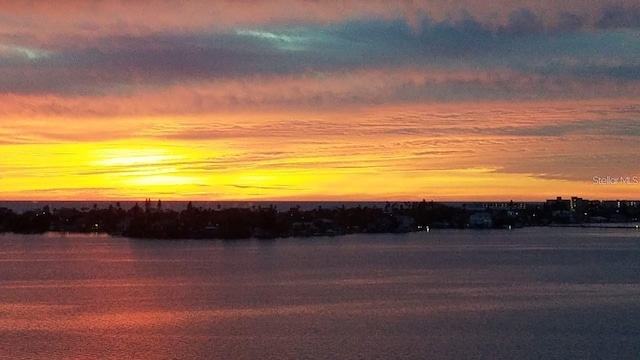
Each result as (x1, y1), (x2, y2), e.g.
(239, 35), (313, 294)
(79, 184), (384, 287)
(2, 68), (639, 121)
(1, 1), (638, 201)
(1, 99), (638, 201)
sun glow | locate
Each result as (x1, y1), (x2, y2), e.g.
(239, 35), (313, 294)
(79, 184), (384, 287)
(91, 145), (208, 192)
(1, 100), (639, 201)
(94, 148), (182, 167)
(128, 175), (197, 187)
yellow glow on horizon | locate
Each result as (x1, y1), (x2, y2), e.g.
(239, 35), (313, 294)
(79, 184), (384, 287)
(1, 100), (639, 202)
(128, 175), (198, 187)
(95, 153), (181, 167)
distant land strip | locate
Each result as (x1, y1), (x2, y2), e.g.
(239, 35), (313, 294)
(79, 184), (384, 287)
(1, 198), (638, 239)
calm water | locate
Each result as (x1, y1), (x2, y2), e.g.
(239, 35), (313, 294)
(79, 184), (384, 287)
(1, 228), (639, 359)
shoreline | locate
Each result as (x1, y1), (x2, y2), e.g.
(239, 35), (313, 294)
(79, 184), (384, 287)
(2, 224), (638, 242)
(1, 200), (638, 240)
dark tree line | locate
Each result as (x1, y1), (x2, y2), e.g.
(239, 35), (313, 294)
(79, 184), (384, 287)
(1, 199), (637, 239)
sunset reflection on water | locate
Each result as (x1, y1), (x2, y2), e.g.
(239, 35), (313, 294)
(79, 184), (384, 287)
(1, 229), (639, 359)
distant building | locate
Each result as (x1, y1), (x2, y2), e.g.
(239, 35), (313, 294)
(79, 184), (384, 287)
(462, 201), (529, 211)
(552, 210), (576, 223)
(481, 201), (527, 210)
(602, 200), (622, 209)
(586, 200), (601, 211)
(546, 197), (571, 211)
(570, 197), (585, 212)
(469, 212), (493, 228)
(607, 200), (640, 208)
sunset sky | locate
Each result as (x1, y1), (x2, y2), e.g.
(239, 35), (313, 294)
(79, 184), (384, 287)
(1, 0), (639, 201)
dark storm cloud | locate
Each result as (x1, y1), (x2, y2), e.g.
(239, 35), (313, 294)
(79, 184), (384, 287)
(502, 8), (544, 34)
(557, 12), (585, 31)
(596, 4), (640, 29)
